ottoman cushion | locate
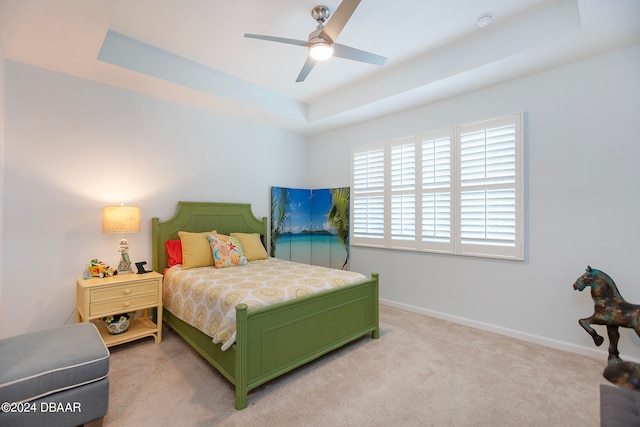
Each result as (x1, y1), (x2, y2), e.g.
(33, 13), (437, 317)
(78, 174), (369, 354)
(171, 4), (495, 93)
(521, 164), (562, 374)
(0, 322), (109, 403)
(600, 383), (640, 426)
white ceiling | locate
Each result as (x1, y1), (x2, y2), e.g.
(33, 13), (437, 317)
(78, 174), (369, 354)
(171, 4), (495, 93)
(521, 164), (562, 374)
(1, 0), (639, 135)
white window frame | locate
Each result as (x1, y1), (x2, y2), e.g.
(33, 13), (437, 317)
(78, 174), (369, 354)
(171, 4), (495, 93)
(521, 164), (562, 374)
(350, 113), (524, 260)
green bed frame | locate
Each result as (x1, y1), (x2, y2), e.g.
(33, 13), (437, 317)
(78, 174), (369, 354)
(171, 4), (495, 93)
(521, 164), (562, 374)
(151, 201), (379, 409)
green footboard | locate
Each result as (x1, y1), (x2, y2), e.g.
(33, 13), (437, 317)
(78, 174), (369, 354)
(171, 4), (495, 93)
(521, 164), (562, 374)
(235, 273), (379, 409)
(162, 273), (379, 409)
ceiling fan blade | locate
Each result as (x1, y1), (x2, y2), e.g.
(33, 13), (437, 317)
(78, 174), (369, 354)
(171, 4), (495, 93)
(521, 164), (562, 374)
(296, 57), (317, 82)
(244, 33), (308, 48)
(320, 0), (361, 42)
(333, 43), (387, 66)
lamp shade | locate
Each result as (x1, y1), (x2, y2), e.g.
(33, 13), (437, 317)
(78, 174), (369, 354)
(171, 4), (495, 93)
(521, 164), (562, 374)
(102, 206), (140, 233)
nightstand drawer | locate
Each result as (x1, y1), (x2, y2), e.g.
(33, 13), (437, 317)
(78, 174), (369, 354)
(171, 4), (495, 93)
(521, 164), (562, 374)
(90, 292), (159, 317)
(90, 280), (158, 303)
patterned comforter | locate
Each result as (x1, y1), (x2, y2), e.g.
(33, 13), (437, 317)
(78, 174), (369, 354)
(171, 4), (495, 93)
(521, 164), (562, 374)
(163, 257), (368, 350)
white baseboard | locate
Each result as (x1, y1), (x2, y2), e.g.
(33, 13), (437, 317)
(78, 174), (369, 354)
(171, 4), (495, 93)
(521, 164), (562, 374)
(380, 298), (640, 364)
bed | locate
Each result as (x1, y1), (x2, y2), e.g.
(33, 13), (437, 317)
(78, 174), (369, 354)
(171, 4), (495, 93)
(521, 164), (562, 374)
(151, 201), (379, 409)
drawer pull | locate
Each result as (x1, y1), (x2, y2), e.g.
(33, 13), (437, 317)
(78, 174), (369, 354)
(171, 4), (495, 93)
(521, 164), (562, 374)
(124, 288), (131, 295)
(124, 301), (131, 307)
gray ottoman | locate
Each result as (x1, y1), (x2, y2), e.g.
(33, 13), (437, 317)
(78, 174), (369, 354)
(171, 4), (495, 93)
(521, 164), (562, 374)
(600, 383), (640, 427)
(0, 322), (109, 427)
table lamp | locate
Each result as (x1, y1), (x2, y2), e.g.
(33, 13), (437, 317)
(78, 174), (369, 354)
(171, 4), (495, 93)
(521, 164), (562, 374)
(102, 205), (140, 274)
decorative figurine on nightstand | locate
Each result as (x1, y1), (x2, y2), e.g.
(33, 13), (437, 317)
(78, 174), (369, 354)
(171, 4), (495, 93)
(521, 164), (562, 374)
(573, 266), (640, 391)
(103, 313), (131, 335)
(89, 259), (118, 278)
(83, 261), (92, 279)
(117, 239), (133, 274)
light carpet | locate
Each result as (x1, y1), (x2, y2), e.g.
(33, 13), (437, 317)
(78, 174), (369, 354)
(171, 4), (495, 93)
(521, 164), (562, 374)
(104, 304), (606, 426)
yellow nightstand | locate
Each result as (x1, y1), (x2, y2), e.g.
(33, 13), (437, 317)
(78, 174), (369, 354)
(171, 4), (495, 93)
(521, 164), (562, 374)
(76, 271), (163, 347)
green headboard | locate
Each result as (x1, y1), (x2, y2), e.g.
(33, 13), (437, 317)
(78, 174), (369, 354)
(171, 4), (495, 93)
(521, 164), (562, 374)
(151, 201), (268, 273)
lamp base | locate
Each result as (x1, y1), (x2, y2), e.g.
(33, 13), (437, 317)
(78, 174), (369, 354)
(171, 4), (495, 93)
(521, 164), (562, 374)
(117, 239), (134, 274)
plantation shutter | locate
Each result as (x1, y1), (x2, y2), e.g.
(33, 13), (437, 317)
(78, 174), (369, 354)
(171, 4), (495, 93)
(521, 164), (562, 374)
(390, 138), (416, 246)
(350, 113), (523, 260)
(421, 131), (453, 251)
(457, 114), (523, 258)
(351, 143), (386, 246)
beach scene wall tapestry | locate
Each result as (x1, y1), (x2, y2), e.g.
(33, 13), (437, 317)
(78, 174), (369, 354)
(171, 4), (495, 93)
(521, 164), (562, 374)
(270, 186), (350, 270)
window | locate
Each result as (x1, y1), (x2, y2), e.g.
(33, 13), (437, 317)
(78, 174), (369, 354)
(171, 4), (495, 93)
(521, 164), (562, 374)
(420, 130), (454, 253)
(352, 143), (385, 245)
(390, 137), (416, 246)
(351, 113), (524, 260)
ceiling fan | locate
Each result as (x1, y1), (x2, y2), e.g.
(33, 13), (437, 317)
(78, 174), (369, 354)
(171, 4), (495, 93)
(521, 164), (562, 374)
(244, 0), (387, 82)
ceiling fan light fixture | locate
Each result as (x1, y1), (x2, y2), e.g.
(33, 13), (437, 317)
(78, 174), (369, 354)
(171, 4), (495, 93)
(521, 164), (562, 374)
(309, 38), (334, 61)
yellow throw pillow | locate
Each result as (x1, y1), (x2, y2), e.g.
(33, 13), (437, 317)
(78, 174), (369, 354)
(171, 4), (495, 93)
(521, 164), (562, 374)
(230, 232), (268, 261)
(178, 230), (217, 269)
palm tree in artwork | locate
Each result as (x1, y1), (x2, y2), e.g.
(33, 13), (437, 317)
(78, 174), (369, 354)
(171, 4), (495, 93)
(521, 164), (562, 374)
(326, 187), (350, 269)
(270, 187), (290, 257)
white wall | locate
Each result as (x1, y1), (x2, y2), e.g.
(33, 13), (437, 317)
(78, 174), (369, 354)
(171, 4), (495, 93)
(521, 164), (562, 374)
(0, 49), (5, 337)
(310, 44), (640, 361)
(2, 61), (309, 338)
(3, 42), (640, 363)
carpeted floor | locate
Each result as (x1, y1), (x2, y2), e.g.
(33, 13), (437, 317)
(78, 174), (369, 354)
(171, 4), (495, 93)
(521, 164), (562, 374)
(104, 304), (606, 426)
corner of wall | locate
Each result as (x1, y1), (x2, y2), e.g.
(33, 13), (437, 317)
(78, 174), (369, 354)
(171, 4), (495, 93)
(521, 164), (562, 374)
(0, 51), (6, 338)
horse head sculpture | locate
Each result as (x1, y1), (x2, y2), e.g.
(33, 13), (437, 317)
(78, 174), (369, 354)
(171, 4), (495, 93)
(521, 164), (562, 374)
(573, 265), (596, 292)
(573, 266), (640, 364)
